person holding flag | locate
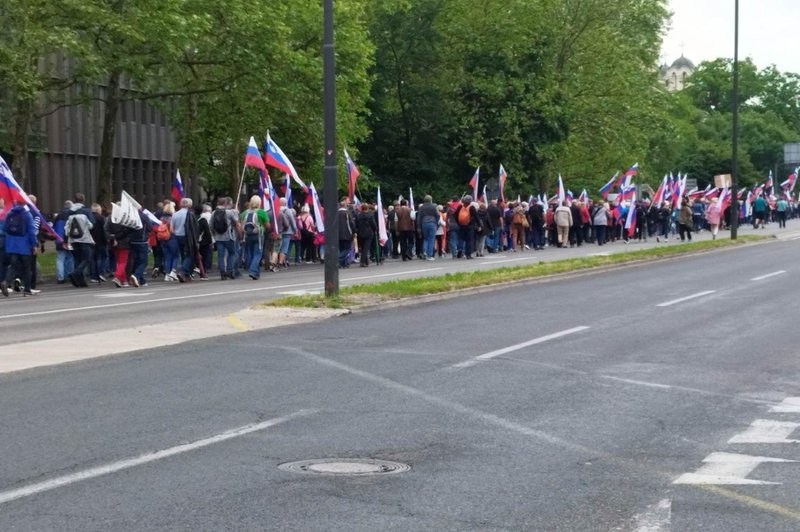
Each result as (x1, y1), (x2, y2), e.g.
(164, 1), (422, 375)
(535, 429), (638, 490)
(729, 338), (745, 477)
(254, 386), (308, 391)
(705, 197), (722, 239)
(676, 196), (693, 241)
(1, 196), (39, 296)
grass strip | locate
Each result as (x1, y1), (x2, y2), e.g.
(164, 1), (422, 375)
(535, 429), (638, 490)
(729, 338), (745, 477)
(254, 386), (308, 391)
(265, 235), (770, 309)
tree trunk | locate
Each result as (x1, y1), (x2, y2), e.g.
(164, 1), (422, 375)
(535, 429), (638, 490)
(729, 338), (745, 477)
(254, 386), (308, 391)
(97, 71), (122, 206)
(11, 96), (33, 188)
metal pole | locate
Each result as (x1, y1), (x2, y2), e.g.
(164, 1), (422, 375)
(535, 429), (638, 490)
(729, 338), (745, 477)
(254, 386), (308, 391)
(730, 0), (740, 239)
(322, 0), (339, 296)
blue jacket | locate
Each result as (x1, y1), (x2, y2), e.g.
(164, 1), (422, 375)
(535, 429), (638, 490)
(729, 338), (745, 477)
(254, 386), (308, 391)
(3, 206), (37, 255)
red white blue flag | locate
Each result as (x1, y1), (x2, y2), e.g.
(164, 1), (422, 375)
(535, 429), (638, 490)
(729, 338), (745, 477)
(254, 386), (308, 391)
(498, 165), (507, 202)
(468, 167), (480, 200)
(599, 172), (619, 199)
(344, 149), (360, 201)
(264, 132), (308, 192)
(0, 156), (62, 243)
(171, 169), (184, 203)
(244, 136), (267, 176)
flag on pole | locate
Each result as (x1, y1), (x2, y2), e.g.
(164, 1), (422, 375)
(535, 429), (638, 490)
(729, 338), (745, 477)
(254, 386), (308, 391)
(284, 174), (292, 208)
(171, 169), (184, 203)
(0, 156), (62, 242)
(764, 171), (773, 194)
(376, 187), (388, 246)
(468, 167), (480, 200)
(557, 174), (565, 203)
(244, 136), (267, 176)
(264, 132), (308, 192)
(621, 163), (639, 188)
(718, 186), (730, 214)
(409, 187), (415, 210)
(344, 149), (360, 201)
(498, 165), (507, 202)
(599, 172), (619, 199)
(309, 182), (325, 233)
(578, 189), (588, 203)
(111, 190), (143, 229)
(652, 175), (667, 205)
(480, 184), (487, 203)
(625, 192), (637, 236)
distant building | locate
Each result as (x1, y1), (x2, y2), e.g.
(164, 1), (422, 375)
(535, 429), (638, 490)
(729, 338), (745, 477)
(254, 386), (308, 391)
(659, 55), (695, 91)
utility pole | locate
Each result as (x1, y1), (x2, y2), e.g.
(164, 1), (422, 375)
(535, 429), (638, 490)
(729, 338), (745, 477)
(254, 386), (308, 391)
(322, 0), (339, 295)
(730, 0), (740, 239)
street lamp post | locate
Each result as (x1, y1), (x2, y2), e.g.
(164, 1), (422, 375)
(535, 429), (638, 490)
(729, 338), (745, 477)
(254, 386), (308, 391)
(322, 0), (339, 295)
(730, 0), (740, 239)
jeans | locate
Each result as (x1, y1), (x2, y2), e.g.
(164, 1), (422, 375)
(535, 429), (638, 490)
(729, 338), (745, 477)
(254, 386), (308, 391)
(130, 242), (149, 283)
(71, 242), (94, 282)
(56, 247), (74, 281)
(447, 228), (459, 257)
(162, 236), (179, 273)
(338, 239), (351, 267)
(245, 234), (262, 278)
(594, 225), (606, 245)
(531, 226), (545, 249)
(457, 225), (474, 257)
(659, 220), (670, 239)
(421, 221), (437, 258)
(91, 245), (108, 280)
(177, 235), (192, 274)
(215, 239), (236, 274)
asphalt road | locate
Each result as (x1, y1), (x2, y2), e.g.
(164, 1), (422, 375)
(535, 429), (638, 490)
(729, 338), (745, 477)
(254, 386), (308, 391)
(1, 236), (800, 530)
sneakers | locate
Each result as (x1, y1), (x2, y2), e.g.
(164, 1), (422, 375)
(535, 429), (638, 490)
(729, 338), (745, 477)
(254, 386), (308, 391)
(68, 273), (80, 287)
(98, 274), (107, 282)
(89, 279), (101, 284)
(169, 270), (179, 281)
(129, 275), (140, 288)
(139, 282), (150, 288)
(13, 278), (22, 292)
(151, 267), (160, 279)
(164, 274), (173, 282)
(426, 256), (435, 261)
(0, 281), (8, 297)
(175, 272), (186, 283)
(112, 277), (123, 288)
(24, 289), (41, 296)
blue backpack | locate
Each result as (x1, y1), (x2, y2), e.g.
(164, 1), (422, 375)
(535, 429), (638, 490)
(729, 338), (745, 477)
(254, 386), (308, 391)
(4, 209), (25, 237)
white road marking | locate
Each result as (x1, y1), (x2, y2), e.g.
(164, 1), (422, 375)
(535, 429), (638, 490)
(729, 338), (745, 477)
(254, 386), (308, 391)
(0, 268), (442, 321)
(279, 290), (322, 296)
(674, 452), (796, 485)
(479, 257), (533, 265)
(589, 252), (610, 257)
(633, 498), (672, 532)
(728, 419), (800, 444)
(603, 376), (672, 390)
(0, 410), (315, 505)
(770, 397), (800, 413)
(750, 270), (787, 281)
(789, 236), (800, 241)
(341, 267), (442, 283)
(95, 292), (155, 298)
(287, 347), (593, 453)
(451, 326), (590, 369)
(656, 290), (716, 307)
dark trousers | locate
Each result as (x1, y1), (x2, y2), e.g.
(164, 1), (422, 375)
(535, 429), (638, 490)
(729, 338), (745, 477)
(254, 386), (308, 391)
(399, 230), (415, 259)
(359, 235), (373, 266)
(338, 239), (352, 267)
(71, 242), (94, 282)
(5, 253), (32, 292)
(678, 223), (693, 241)
(594, 225), (606, 245)
(457, 225), (475, 256)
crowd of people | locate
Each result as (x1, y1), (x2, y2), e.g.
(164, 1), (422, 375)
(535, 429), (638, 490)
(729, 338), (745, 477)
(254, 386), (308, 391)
(0, 190), (797, 297)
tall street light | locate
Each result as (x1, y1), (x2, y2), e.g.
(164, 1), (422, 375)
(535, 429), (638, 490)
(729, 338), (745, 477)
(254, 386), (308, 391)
(730, 0), (740, 239)
(322, 0), (339, 295)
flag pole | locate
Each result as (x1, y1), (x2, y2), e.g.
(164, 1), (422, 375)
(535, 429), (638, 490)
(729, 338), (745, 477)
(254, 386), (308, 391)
(236, 163), (247, 210)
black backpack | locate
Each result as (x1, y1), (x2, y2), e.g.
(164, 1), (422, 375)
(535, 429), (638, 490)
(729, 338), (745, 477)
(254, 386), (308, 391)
(5, 209), (25, 237)
(243, 210), (258, 235)
(211, 208), (228, 234)
(68, 216), (84, 239)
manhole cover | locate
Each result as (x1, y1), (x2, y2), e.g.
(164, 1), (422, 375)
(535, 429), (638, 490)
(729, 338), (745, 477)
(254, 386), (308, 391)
(278, 458), (410, 476)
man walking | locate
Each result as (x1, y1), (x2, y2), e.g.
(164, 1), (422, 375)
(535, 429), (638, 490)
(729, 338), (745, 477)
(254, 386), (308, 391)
(65, 193), (95, 287)
(1, 199), (38, 297)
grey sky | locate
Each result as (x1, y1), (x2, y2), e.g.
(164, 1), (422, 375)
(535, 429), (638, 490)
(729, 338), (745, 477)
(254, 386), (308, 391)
(662, 0), (800, 74)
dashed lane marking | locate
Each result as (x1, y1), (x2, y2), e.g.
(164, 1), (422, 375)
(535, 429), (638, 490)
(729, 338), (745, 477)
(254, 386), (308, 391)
(656, 290), (716, 307)
(750, 270), (787, 281)
(451, 326), (590, 369)
(0, 410), (315, 505)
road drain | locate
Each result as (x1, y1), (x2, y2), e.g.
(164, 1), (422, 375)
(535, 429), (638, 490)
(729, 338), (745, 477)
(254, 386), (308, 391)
(278, 458), (410, 476)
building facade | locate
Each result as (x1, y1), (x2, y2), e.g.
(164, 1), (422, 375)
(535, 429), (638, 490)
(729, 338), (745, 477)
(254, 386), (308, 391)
(659, 55), (695, 92)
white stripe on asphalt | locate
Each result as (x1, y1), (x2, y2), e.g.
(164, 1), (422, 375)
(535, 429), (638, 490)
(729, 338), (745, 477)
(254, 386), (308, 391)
(0, 269), (441, 321)
(633, 498), (672, 532)
(0, 410), (315, 505)
(656, 290), (716, 307)
(451, 326), (590, 369)
(728, 419), (800, 444)
(750, 270), (786, 281)
(603, 376), (672, 390)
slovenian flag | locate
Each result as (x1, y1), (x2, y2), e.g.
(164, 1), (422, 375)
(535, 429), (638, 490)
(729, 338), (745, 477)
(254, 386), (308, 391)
(376, 187), (388, 246)
(599, 172), (619, 199)
(498, 165), (507, 202)
(344, 149), (360, 201)
(468, 167), (480, 201)
(625, 192), (637, 237)
(309, 182), (325, 233)
(578, 189), (588, 203)
(621, 163), (639, 188)
(652, 175), (667, 205)
(264, 132), (308, 192)
(244, 136), (267, 176)
(0, 156), (62, 243)
(171, 169), (184, 203)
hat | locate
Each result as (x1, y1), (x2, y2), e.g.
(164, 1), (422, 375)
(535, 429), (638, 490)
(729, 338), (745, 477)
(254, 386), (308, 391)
(463, 195), (473, 203)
